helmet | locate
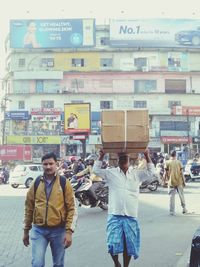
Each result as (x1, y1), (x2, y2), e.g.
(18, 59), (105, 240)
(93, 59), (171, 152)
(70, 156), (76, 162)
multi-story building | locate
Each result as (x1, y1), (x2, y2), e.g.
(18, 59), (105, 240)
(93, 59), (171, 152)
(1, 18), (200, 162)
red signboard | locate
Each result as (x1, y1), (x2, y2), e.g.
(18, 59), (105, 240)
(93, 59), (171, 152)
(172, 106), (200, 116)
(31, 108), (62, 115)
(161, 136), (192, 144)
(0, 145), (32, 161)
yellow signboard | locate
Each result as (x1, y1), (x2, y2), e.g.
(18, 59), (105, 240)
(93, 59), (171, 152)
(7, 136), (61, 144)
(64, 103), (91, 134)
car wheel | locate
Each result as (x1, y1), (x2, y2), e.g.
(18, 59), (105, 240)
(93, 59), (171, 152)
(11, 184), (19, 188)
(25, 178), (33, 188)
(192, 36), (200, 46)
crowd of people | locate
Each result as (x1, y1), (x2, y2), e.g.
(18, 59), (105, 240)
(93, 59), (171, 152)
(21, 147), (199, 267)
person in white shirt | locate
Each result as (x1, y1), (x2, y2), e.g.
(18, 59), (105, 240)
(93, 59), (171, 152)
(93, 149), (155, 267)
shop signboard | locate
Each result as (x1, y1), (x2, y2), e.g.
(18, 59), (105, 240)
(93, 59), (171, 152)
(0, 145), (32, 161)
(6, 136), (61, 144)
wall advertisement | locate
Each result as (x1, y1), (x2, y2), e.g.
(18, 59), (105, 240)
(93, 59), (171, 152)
(0, 145), (32, 161)
(110, 19), (200, 48)
(6, 136), (61, 144)
(172, 106), (200, 116)
(10, 19), (95, 49)
(64, 103), (91, 134)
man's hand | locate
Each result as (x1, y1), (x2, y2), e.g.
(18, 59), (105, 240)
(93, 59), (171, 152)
(64, 231), (72, 249)
(23, 230), (30, 247)
(99, 149), (105, 161)
(143, 148), (152, 163)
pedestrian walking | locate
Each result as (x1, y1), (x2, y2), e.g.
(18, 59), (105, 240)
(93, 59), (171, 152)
(23, 152), (78, 267)
(165, 150), (187, 216)
(93, 149), (156, 267)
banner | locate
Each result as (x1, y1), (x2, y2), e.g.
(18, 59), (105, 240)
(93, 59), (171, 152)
(0, 145), (32, 161)
(110, 19), (200, 48)
(31, 115), (61, 121)
(172, 106), (200, 116)
(10, 19), (95, 48)
(161, 136), (192, 144)
(6, 136), (61, 144)
(64, 103), (91, 134)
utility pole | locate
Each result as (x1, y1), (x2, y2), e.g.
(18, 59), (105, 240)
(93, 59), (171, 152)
(186, 108), (191, 159)
(0, 96), (11, 145)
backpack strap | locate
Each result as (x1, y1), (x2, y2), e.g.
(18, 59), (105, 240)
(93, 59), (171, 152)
(59, 175), (66, 201)
(34, 175), (42, 197)
(34, 175), (66, 202)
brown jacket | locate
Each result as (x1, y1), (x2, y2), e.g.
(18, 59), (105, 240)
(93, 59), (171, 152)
(24, 175), (77, 232)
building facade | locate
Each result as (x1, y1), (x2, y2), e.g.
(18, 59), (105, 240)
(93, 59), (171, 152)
(2, 18), (200, 162)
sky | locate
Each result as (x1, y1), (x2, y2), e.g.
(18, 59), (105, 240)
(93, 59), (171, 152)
(0, 0), (200, 79)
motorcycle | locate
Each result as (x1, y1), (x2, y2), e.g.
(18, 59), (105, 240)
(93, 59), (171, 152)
(0, 169), (9, 184)
(140, 174), (160, 192)
(72, 177), (109, 210)
(184, 161), (200, 182)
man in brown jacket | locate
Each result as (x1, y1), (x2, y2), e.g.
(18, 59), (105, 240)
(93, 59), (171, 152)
(23, 152), (77, 267)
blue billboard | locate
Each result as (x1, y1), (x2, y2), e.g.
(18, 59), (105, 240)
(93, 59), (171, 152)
(10, 19), (95, 49)
(110, 19), (200, 48)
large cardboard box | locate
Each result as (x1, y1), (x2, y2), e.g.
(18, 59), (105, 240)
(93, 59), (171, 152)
(101, 110), (149, 153)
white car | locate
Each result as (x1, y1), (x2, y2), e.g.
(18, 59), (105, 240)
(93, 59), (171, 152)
(10, 164), (43, 188)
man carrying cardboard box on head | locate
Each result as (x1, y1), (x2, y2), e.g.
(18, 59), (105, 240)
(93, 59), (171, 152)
(93, 148), (156, 267)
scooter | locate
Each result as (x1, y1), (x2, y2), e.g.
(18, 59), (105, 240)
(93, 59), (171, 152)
(140, 174), (160, 191)
(72, 177), (109, 210)
(184, 163), (200, 182)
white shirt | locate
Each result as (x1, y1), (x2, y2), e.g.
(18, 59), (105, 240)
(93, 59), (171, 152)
(93, 160), (156, 218)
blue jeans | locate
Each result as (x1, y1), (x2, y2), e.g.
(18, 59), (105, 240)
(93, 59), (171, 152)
(31, 225), (66, 267)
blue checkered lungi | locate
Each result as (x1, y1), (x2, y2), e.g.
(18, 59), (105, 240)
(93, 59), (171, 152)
(107, 214), (140, 259)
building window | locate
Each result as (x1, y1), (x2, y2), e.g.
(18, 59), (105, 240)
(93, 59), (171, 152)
(18, 100), (25, 109)
(134, 57), (147, 71)
(41, 58), (54, 67)
(36, 80), (44, 93)
(18, 58), (25, 67)
(100, 101), (113, 109)
(165, 79), (186, 93)
(71, 58), (85, 67)
(168, 101), (181, 108)
(41, 101), (54, 108)
(134, 80), (157, 93)
(100, 37), (109, 45)
(71, 79), (84, 89)
(134, 101), (147, 108)
(168, 57), (181, 68)
(100, 58), (113, 67)
(160, 121), (189, 131)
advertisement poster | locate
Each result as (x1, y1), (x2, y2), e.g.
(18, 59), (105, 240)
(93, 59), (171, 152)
(64, 103), (91, 134)
(0, 145), (32, 161)
(10, 19), (95, 48)
(110, 19), (200, 48)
